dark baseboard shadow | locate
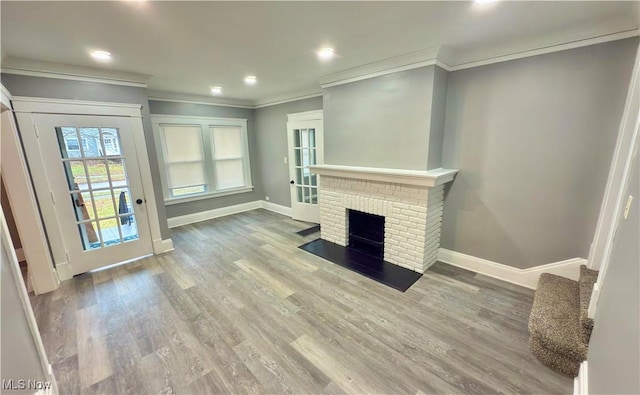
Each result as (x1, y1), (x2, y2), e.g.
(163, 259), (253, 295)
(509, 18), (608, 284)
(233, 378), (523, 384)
(296, 224), (321, 236)
(299, 238), (422, 292)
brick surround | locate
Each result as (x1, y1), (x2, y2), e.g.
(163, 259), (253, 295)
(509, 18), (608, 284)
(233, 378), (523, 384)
(319, 175), (445, 273)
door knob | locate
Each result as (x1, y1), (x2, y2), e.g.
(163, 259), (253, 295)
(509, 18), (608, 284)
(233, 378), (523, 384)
(136, 198), (143, 205)
(290, 180), (295, 185)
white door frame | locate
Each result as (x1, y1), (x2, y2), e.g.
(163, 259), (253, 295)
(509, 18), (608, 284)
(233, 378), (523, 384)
(587, 42), (640, 317)
(1, 88), (59, 294)
(287, 110), (323, 223)
(11, 97), (171, 280)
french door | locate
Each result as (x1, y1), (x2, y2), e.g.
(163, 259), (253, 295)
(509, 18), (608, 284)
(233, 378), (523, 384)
(28, 114), (153, 275)
(287, 111), (323, 223)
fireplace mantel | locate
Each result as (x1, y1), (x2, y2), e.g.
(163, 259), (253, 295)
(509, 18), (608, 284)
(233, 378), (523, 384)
(309, 164), (458, 187)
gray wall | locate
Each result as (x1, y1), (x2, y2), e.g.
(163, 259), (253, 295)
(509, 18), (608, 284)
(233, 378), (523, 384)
(441, 38), (638, 269)
(1, 228), (47, 394)
(254, 96), (323, 207)
(323, 66), (437, 170)
(427, 66), (449, 170)
(0, 74), (170, 239)
(587, 146), (639, 395)
(148, 100), (264, 218)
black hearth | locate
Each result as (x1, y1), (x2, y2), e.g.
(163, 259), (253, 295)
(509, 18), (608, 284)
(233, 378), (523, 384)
(348, 210), (385, 258)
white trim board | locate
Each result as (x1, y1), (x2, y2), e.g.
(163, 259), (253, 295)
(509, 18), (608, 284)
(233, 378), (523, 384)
(310, 165), (458, 187)
(1, 83), (12, 109)
(167, 200), (292, 228)
(574, 361), (589, 395)
(438, 248), (585, 290)
(11, 96), (143, 117)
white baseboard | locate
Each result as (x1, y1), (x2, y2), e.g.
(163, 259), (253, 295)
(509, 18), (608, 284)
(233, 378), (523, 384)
(261, 200), (293, 217)
(166, 200), (294, 229)
(574, 361), (589, 395)
(438, 248), (586, 289)
(167, 201), (262, 228)
(153, 238), (174, 254)
(55, 262), (72, 281)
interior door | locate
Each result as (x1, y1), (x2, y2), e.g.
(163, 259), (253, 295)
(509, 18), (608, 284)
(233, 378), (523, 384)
(30, 114), (153, 275)
(287, 118), (323, 223)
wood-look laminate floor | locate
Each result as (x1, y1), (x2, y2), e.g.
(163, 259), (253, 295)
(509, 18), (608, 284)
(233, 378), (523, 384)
(30, 209), (572, 394)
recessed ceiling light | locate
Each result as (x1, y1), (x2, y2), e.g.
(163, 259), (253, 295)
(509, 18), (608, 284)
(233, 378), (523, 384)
(211, 86), (222, 95)
(474, 0), (497, 4)
(244, 75), (257, 85)
(90, 50), (112, 62)
(317, 47), (335, 60)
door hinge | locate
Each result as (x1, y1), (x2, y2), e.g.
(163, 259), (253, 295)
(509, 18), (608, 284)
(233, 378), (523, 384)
(32, 119), (39, 138)
(65, 251), (70, 262)
(50, 191), (56, 205)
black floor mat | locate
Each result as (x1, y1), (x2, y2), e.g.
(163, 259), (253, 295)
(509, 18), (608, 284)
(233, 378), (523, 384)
(296, 224), (321, 236)
(299, 238), (422, 292)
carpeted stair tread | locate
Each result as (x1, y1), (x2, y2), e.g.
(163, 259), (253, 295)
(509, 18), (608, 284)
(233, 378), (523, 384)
(530, 335), (580, 377)
(528, 273), (586, 361)
(579, 265), (598, 343)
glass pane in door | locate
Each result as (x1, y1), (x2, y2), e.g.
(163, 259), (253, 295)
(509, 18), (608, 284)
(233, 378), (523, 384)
(292, 127), (318, 204)
(56, 127), (140, 250)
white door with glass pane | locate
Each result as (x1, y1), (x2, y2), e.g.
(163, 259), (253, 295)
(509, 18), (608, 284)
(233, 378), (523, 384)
(287, 112), (323, 223)
(30, 114), (153, 275)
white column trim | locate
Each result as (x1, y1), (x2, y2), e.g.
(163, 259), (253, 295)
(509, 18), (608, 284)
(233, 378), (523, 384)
(1, 208), (59, 394)
(587, 42), (640, 315)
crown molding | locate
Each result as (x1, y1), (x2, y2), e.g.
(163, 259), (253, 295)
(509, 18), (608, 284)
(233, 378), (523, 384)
(450, 29), (640, 71)
(318, 46), (452, 89)
(253, 88), (323, 108)
(147, 90), (254, 109)
(1, 57), (150, 87)
(318, 29), (639, 89)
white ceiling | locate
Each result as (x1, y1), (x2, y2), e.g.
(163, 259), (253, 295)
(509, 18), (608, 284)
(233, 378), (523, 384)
(1, 1), (638, 105)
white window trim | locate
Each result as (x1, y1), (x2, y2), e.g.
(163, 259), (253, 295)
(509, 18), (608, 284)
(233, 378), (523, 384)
(151, 114), (253, 205)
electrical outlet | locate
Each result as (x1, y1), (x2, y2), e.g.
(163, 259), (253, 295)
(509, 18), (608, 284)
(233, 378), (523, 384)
(265, 196), (270, 201)
(623, 195), (633, 220)
(284, 156), (288, 164)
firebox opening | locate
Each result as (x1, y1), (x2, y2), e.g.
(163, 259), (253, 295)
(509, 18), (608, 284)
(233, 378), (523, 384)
(348, 210), (385, 258)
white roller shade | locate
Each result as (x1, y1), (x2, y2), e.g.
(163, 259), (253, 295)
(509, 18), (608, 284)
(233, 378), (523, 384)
(163, 125), (204, 162)
(161, 125), (206, 190)
(211, 126), (242, 159)
(215, 159), (244, 190)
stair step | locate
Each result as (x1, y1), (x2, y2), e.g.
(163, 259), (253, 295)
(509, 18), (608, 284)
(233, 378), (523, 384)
(528, 273), (587, 361)
(530, 335), (580, 377)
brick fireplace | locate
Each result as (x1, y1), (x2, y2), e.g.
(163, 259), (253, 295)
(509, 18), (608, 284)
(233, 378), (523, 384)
(310, 165), (457, 273)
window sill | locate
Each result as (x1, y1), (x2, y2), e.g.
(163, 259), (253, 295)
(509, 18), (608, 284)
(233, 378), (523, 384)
(164, 186), (254, 206)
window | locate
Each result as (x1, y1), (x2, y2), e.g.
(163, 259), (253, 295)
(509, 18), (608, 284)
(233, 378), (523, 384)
(102, 133), (120, 156)
(64, 136), (89, 151)
(211, 126), (246, 190)
(152, 116), (252, 203)
(65, 137), (80, 151)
